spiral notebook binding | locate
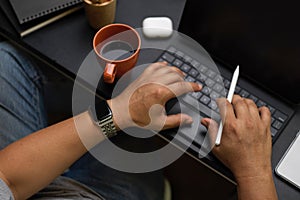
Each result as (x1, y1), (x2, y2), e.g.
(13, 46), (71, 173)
(9, 0), (82, 24)
(21, 0), (82, 23)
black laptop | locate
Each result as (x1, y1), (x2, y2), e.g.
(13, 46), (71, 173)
(156, 0), (299, 181)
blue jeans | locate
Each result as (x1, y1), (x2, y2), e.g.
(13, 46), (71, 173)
(0, 42), (164, 200)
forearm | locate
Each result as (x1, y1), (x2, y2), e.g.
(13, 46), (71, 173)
(0, 111), (105, 200)
(236, 171), (278, 200)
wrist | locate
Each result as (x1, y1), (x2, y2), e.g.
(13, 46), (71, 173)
(76, 111), (106, 149)
(231, 159), (273, 179)
(235, 165), (273, 184)
(107, 98), (131, 131)
(236, 170), (278, 200)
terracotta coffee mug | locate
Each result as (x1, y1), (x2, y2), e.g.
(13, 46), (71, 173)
(93, 23), (141, 83)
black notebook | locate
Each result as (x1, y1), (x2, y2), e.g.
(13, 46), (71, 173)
(9, 0), (82, 24)
(0, 0), (82, 37)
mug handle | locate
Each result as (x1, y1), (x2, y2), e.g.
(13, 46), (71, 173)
(103, 63), (117, 83)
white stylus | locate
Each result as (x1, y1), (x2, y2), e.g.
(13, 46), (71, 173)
(215, 65), (240, 146)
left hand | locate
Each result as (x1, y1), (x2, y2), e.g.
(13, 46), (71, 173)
(201, 95), (272, 179)
(108, 62), (202, 131)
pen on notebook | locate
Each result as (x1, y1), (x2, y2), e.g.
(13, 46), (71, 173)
(215, 65), (240, 146)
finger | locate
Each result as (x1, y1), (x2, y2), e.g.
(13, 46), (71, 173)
(232, 95), (249, 119)
(146, 63), (185, 85)
(160, 61), (168, 65)
(259, 106), (271, 126)
(201, 118), (219, 149)
(156, 65), (185, 79)
(155, 61), (168, 66)
(155, 70), (184, 85)
(163, 113), (193, 130)
(244, 98), (260, 119)
(216, 98), (236, 124)
(164, 81), (202, 101)
(169, 66), (185, 77)
(145, 62), (168, 73)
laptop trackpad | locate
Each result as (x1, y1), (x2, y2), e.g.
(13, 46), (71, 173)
(166, 99), (213, 157)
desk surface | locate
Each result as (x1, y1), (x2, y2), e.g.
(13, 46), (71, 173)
(23, 0), (185, 77)
(1, 0), (300, 199)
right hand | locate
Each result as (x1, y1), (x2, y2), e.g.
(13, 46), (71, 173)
(108, 62), (201, 131)
(201, 95), (272, 180)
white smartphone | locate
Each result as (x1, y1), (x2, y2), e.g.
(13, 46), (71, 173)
(275, 130), (300, 190)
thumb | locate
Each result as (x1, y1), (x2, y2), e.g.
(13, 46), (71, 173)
(201, 118), (219, 145)
(163, 113), (193, 130)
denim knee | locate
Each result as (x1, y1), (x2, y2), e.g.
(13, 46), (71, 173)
(0, 41), (44, 89)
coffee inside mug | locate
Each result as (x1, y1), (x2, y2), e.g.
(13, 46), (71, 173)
(100, 40), (136, 61)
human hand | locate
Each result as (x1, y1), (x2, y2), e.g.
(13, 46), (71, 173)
(108, 62), (201, 131)
(201, 95), (272, 180)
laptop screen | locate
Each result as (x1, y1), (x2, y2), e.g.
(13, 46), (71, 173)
(179, 0), (300, 104)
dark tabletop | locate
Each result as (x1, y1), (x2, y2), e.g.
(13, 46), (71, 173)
(22, 0), (186, 76)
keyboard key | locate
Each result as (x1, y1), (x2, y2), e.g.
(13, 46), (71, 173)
(167, 46), (177, 54)
(206, 69), (217, 79)
(220, 89), (227, 97)
(184, 55), (193, 63)
(200, 95), (211, 105)
(191, 60), (200, 68)
(271, 117), (275, 124)
(157, 58), (165, 63)
(210, 91), (220, 100)
(256, 100), (266, 107)
(248, 95), (258, 103)
(208, 100), (218, 110)
(175, 51), (184, 58)
(202, 86), (212, 96)
(215, 75), (223, 83)
(224, 89), (228, 96)
(197, 73), (207, 83)
(270, 127), (278, 137)
(223, 79), (231, 89)
(199, 65), (208, 73)
(272, 120), (283, 130)
(267, 105), (276, 114)
(190, 92), (202, 100)
(213, 83), (223, 93)
(234, 85), (241, 93)
(205, 78), (215, 87)
(181, 64), (191, 73)
(273, 110), (288, 123)
(173, 59), (183, 68)
(162, 53), (175, 63)
(189, 68), (199, 77)
(185, 76), (195, 82)
(240, 89), (249, 98)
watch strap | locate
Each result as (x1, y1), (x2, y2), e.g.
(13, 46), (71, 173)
(88, 101), (117, 138)
(96, 115), (117, 138)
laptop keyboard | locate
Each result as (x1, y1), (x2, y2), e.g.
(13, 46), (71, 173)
(157, 46), (289, 140)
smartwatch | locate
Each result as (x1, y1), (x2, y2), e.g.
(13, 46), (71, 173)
(89, 100), (117, 138)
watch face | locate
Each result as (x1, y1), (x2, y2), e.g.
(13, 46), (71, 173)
(95, 100), (112, 121)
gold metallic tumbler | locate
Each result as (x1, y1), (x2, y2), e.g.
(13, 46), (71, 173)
(84, 0), (116, 30)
